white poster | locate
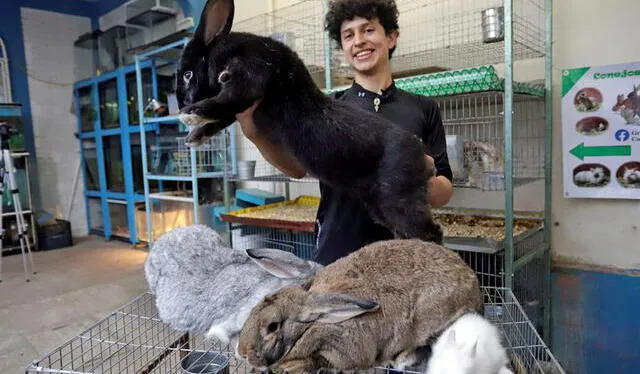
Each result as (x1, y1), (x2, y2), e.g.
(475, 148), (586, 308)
(562, 61), (640, 199)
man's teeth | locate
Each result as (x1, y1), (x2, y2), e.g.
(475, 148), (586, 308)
(356, 50), (372, 57)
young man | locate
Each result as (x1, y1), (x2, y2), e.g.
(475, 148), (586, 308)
(235, 0), (453, 266)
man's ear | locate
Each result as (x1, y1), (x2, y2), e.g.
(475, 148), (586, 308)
(387, 30), (399, 50)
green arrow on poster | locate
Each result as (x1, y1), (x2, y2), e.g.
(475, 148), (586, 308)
(569, 142), (631, 160)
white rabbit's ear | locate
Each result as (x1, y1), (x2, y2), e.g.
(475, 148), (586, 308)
(296, 293), (379, 324)
(196, 0), (235, 46)
(246, 248), (316, 279)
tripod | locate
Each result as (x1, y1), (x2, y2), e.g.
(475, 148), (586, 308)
(0, 123), (35, 282)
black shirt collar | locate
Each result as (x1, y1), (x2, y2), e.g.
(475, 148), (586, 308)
(348, 80), (397, 101)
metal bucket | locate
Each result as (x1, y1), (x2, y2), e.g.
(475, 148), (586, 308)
(481, 7), (504, 43)
(237, 160), (256, 180)
(181, 350), (230, 374)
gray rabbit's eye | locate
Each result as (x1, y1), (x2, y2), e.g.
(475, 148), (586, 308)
(218, 71), (231, 84)
(183, 71), (193, 82)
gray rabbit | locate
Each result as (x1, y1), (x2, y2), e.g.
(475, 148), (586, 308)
(144, 225), (324, 346)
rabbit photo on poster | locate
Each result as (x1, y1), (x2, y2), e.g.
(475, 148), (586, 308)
(175, 0), (443, 244)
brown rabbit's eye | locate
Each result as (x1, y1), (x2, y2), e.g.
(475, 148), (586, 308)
(183, 71), (193, 81)
(218, 71), (231, 83)
(267, 322), (279, 333)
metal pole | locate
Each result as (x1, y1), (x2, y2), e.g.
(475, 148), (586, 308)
(543, 0), (554, 346)
(135, 55), (153, 245)
(322, 0), (332, 90)
(504, 0), (514, 290)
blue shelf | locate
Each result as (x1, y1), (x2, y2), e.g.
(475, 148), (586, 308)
(134, 38), (238, 246)
(74, 59), (165, 244)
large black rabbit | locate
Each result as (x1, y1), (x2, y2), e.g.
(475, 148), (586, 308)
(176, 0), (443, 244)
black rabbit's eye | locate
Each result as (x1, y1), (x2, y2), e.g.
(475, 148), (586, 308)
(218, 71), (231, 83)
(183, 71), (193, 81)
(267, 322), (280, 333)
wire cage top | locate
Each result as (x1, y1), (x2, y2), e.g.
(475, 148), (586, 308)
(26, 287), (565, 374)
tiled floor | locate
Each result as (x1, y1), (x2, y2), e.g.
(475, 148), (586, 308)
(0, 236), (149, 373)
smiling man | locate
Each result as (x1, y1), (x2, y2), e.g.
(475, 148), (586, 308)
(234, 0), (453, 266)
(312, 0), (453, 265)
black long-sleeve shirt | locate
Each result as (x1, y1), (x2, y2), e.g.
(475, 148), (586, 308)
(313, 81), (452, 266)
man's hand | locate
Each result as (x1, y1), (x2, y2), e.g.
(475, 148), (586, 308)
(424, 153), (453, 208)
(233, 99), (307, 179)
(235, 99), (263, 140)
(424, 154), (436, 175)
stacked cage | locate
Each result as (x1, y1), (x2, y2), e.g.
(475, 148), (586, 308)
(26, 288), (565, 373)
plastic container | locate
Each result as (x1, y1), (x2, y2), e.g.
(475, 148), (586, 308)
(37, 219), (73, 251)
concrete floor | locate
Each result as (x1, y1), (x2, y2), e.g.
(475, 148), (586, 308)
(0, 236), (149, 373)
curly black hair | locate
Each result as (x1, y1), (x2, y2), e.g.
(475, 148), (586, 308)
(325, 0), (400, 59)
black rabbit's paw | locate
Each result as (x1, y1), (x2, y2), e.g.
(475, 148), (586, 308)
(185, 126), (213, 147)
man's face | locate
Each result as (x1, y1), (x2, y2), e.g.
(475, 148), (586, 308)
(339, 16), (398, 75)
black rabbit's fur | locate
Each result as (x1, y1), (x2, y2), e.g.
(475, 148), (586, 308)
(177, 0), (443, 244)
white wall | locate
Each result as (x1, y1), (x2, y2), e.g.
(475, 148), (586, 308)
(550, 0), (640, 269)
(21, 8), (92, 236)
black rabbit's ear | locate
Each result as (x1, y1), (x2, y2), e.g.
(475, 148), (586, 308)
(196, 0), (235, 46)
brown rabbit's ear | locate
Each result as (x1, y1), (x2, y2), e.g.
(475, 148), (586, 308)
(296, 293), (379, 324)
(246, 248), (317, 279)
(196, 0), (235, 46)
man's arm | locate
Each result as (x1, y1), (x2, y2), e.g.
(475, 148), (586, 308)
(235, 100), (307, 179)
(421, 98), (454, 208)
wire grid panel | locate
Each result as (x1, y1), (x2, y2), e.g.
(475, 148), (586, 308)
(483, 287), (565, 374)
(172, 133), (228, 176)
(232, 0), (326, 75)
(386, 0), (546, 74)
(25, 292), (238, 374)
(435, 92), (545, 190)
(229, 223), (317, 261)
(26, 287), (564, 374)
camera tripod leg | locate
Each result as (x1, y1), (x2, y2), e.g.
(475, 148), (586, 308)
(2, 149), (35, 281)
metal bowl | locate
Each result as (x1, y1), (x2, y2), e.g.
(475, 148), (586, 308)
(181, 350), (230, 374)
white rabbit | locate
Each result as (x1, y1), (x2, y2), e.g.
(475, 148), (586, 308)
(622, 167), (640, 185)
(574, 167), (605, 185)
(144, 225), (323, 346)
(425, 313), (513, 374)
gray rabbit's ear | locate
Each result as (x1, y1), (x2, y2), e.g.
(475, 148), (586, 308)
(296, 293), (379, 324)
(246, 248), (317, 279)
(196, 0), (235, 46)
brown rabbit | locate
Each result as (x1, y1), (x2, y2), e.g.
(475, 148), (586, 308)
(236, 239), (483, 374)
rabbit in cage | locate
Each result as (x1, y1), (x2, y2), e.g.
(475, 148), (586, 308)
(463, 141), (504, 188)
(175, 0), (444, 245)
(144, 225), (324, 346)
(236, 238), (483, 374)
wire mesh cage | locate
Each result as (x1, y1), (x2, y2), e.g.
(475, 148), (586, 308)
(435, 91), (546, 190)
(231, 0), (352, 89)
(26, 287), (565, 374)
(147, 131), (229, 177)
(390, 0), (545, 75)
